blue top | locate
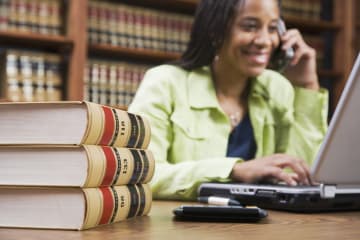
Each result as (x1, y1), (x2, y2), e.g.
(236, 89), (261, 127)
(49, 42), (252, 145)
(226, 114), (257, 160)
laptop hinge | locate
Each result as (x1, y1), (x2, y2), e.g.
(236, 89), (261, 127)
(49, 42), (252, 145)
(320, 184), (337, 198)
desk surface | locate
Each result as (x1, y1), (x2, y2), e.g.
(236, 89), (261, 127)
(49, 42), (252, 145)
(1, 201), (360, 240)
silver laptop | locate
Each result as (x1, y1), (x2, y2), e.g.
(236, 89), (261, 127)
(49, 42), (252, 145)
(198, 53), (360, 212)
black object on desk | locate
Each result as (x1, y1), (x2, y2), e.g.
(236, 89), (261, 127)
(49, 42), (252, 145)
(173, 205), (267, 222)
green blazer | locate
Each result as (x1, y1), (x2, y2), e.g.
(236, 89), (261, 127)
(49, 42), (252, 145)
(129, 65), (328, 200)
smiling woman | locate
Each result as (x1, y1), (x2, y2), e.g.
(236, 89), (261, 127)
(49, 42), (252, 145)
(128, 0), (329, 200)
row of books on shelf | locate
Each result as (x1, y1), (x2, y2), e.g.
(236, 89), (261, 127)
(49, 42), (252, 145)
(84, 59), (152, 107)
(0, 30), (328, 106)
(88, 0), (192, 53)
(0, 48), (63, 102)
(0, 0), (63, 35)
(0, 101), (154, 230)
(281, 0), (323, 20)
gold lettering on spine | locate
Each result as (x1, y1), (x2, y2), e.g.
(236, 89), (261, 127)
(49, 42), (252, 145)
(83, 145), (106, 187)
(110, 148), (122, 185)
(114, 148), (133, 185)
(113, 109), (131, 147)
(82, 188), (104, 229)
(112, 186), (131, 223)
(82, 102), (105, 145)
(82, 184), (150, 229)
(109, 109), (120, 146)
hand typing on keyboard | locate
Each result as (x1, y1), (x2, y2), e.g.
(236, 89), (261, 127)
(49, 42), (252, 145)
(230, 154), (312, 186)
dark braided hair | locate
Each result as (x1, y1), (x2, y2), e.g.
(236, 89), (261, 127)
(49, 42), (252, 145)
(174, 0), (281, 70)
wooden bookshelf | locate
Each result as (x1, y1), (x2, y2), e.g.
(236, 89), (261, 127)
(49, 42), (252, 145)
(318, 70), (343, 79)
(284, 16), (341, 32)
(0, 0), (358, 111)
(76, 0), (360, 111)
(89, 44), (180, 63)
(121, 0), (198, 13)
(332, 0), (357, 110)
(0, 31), (73, 50)
(65, 0), (88, 101)
(356, 0), (360, 55)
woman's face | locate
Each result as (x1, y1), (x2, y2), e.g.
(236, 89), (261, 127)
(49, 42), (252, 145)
(217, 0), (280, 77)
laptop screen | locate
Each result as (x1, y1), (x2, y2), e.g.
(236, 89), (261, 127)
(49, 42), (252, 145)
(311, 53), (360, 186)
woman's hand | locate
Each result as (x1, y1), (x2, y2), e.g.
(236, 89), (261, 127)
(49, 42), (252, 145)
(281, 29), (320, 91)
(230, 154), (311, 186)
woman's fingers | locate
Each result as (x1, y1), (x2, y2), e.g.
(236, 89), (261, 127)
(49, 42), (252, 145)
(265, 166), (298, 186)
(230, 154), (312, 186)
(280, 29), (314, 66)
(271, 154), (311, 185)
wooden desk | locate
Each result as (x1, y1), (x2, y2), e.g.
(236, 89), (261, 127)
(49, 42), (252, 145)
(1, 201), (360, 240)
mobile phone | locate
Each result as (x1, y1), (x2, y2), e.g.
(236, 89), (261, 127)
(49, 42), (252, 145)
(270, 19), (295, 72)
(173, 205), (268, 222)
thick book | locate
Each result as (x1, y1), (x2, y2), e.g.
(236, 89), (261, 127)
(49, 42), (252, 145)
(0, 184), (152, 230)
(0, 145), (155, 187)
(0, 101), (150, 148)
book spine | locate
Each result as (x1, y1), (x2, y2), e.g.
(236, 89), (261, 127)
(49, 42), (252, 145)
(83, 145), (155, 187)
(0, 0), (10, 30)
(82, 184), (152, 230)
(82, 101), (151, 149)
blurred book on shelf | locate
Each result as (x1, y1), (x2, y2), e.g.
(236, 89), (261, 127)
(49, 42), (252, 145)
(88, 0), (192, 54)
(281, 0), (323, 20)
(84, 59), (153, 108)
(0, 49), (63, 102)
(0, 0), (64, 35)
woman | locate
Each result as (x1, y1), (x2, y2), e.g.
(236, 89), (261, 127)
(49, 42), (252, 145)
(129, 0), (328, 200)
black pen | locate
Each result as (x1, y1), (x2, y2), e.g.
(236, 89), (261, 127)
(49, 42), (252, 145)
(197, 196), (242, 206)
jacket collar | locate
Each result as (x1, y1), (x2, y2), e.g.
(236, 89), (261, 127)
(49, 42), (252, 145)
(187, 66), (270, 109)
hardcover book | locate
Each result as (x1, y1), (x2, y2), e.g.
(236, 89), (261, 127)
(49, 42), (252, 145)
(0, 145), (155, 187)
(0, 101), (151, 148)
(0, 184), (152, 230)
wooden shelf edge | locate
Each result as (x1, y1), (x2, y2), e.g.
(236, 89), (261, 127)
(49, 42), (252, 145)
(122, 0), (198, 13)
(89, 44), (181, 62)
(146, 0), (198, 7)
(284, 16), (341, 31)
(0, 31), (74, 50)
(88, 44), (347, 78)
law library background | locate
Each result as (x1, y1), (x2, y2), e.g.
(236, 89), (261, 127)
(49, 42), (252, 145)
(0, 0), (358, 113)
(0, 0), (359, 232)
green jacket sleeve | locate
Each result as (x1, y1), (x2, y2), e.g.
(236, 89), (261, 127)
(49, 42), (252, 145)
(285, 87), (329, 165)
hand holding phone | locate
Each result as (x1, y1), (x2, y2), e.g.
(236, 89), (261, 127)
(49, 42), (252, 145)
(270, 19), (295, 72)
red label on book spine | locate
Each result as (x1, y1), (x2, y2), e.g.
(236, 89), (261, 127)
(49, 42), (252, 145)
(100, 106), (115, 145)
(99, 187), (115, 225)
(101, 146), (117, 186)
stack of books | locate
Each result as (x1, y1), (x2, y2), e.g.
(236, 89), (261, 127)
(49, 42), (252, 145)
(0, 101), (154, 230)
